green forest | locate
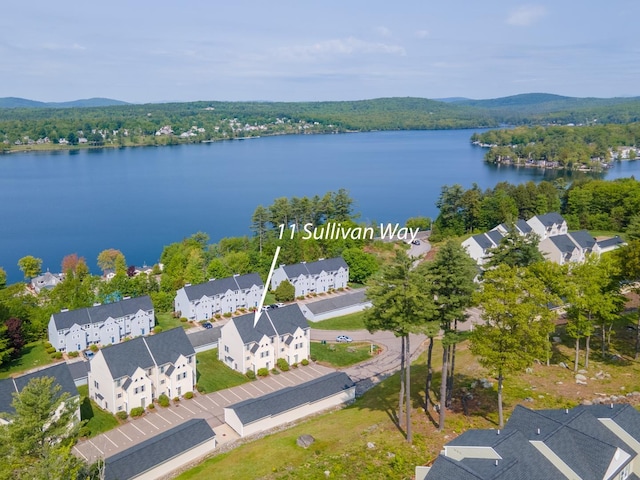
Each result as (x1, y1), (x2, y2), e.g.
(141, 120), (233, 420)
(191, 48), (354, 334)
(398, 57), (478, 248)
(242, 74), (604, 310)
(4, 93), (640, 153)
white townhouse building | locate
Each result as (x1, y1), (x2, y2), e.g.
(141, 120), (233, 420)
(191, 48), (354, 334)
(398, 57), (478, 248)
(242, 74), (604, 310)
(48, 296), (154, 352)
(218, 304), (310, 374)
(174, 273), (264, 321)
(88, 327), (196, 414)
(270, 257), (349, 298)
(526, 212), (568, 240)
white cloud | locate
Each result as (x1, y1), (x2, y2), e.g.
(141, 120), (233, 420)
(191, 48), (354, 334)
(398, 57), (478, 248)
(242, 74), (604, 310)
(506, 5), (547, 26)
(41, 42), (86, 51)
(415, 29), (429, 39)
(278, 37), (406, 61)
(376, 26), (392, 37)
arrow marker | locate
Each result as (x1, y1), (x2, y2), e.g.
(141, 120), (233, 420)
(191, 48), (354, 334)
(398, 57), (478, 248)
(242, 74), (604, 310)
(254, 246), (281, 327)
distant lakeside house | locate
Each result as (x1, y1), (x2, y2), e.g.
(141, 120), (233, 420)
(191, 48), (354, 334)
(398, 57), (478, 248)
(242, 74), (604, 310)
(0, 363), (79, 425)
(270, 257), (349, 298)
(462, 213), (625, 266)
(218, 304), (310, 374)
(48, 295), (154, 352)
(174, 273), (264, 321)
(30, 271), (64, 293)
(88, 327), (196, 414)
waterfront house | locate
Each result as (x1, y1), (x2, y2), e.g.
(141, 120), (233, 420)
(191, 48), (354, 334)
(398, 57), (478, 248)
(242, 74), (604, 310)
(270, 257), (349, 298)
(88, 327), (196, 414)
(31, 271), (64, 293)
(174, 273), (264, 321)
(48, 295), (154, 352)
(218, 304), (310, 374)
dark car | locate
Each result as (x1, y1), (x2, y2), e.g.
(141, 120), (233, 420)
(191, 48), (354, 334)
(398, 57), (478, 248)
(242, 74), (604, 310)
(203, 322), (213, 329)
(411, 240), (421, 245)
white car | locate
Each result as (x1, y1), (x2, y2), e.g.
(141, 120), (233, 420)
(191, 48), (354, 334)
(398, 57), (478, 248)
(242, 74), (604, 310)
(336, 335), (353, 343)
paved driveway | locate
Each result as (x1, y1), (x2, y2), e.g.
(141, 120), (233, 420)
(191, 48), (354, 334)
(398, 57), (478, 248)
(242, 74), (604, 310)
(74, 363), (334, 464)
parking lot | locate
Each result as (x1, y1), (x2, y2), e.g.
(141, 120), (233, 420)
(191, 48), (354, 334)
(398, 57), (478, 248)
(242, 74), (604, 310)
(74, 363), (335, 464)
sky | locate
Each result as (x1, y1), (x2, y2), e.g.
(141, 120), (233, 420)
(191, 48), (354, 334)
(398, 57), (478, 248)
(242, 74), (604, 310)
(1, 1), (639, 103)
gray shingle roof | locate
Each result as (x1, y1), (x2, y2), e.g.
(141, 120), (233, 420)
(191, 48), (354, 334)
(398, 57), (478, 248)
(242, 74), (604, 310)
(282, 257), (348, 279)
(51, 295), (153, 331)
(143, 326), (195, 367)
(187, 327), (221, 348)
(66, 360), (90, 382)
(305, 290), (369, 315)
(183, 273), (263, 301)
(516, 219), (533, 234)
(485, 229), (504, 246)
(227, 372), (354, 425)
(97, 328), (194, 379)
(598, 236), (625, 249)
(568, 230), (597, 251)
(230, 304), (309, 345)
(534, 212), (565, 227)
(0, 363), (78, 416)
(104, 418), (215, 480)
(471, 233), (493, 250)
(547, 234), (579, 255)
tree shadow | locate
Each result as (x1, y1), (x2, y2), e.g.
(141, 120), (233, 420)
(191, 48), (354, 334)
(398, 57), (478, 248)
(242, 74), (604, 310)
(354, 374), (407, 439)
(80, 396), (95, 421)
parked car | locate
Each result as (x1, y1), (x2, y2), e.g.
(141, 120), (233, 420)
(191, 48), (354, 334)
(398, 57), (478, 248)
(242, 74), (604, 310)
(411, 240), (421, 245)
(336, 335), (353, 343)
(83, 350), (95, 360)
(275, 303), (285, 308)
(203, 322), (213, 329)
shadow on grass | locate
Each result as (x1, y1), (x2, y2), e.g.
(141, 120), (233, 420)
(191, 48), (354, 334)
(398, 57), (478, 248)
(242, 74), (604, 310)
(80, 396), (95, 421)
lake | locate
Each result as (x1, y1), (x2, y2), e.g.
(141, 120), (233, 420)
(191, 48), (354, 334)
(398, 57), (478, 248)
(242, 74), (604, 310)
(1, 129), (639, 282)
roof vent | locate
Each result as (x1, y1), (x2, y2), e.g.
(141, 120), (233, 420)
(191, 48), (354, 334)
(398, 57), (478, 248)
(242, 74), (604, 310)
(209, 278), (216, 282)
(495, 460), (499, 467)
(497, 429), (500, 435)
(123, 296), (130, 300)
(61, 308), (69, 312)
(536, 428), (541, 435)
(565, 408), (569, 414)
(611, 403), (614, 409)
(185, 283), (191, 287)
(93, 302), (101, 307)
(318, 258), (325, 261)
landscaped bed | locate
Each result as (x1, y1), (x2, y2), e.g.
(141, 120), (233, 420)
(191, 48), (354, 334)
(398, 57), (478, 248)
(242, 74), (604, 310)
(310, 341), (375, 367)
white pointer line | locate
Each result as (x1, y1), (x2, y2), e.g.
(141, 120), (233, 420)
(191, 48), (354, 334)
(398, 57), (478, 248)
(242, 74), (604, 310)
(254, 246), (281, 327)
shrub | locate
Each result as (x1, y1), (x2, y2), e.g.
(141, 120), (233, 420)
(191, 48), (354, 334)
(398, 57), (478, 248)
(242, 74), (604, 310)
(184, 391), (194, 399)
(196, 384), (205, 393)
(271, 368), (279, 375)
(223, 312), (232, 318)
(257, 367), (269, 377)
(292, 362), (298, 368)
(90, 344), (99, 352)
(337, 287), (345, 292)
(276, 358), (290, 372)
(147, 403), (155, 410)
(301, 358), (310, 366)
(68, 350), (79, 358)
(238, 307), (246, 313)
(154, 326), (163, 333)
(116, 411), (128, 420)
(130, 407), (144, 418)
(297, 296), (305, 300)
(173, 396), (180, 403)
(44, 342), (52, 349)
(52, 352), (62, 359)
(246, 369), (256, 380)
(274, 280), (295, 302)
(179, 317), (188, 323)
(78, 426), (91, 437)
(45, 346), (56, 354)
(214, 313), (222, 319)
(158, 394), (170, 407)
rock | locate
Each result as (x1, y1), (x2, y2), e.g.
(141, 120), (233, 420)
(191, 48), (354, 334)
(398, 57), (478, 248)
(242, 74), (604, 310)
(524, 397), (534, 402)
(559, 362), (569, 369)
(367, 442), (375, 449)
(576, 380), (588, 385)
(470, 381), (478, 389)
(480, 378), (494, 389)
(552, 336), (562, 343)
(575, 374), (587, 382)
(556, 381), (563, 385)
(525, 367), (533, 374)
(538, 395), (545, 399)
(582, 399), (593, 405)
(387, 452), (396, 459)
(578, 369), (588, 374)
(621, 386), (626, 391)
(297, 434), (315, 448)
(593, 398), (602, 404)
(346, 347), (356, 353)
(324, 471), (331, 478)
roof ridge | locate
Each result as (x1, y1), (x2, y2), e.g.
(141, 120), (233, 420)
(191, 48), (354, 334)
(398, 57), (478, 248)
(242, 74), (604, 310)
(141, 337), (158, 369)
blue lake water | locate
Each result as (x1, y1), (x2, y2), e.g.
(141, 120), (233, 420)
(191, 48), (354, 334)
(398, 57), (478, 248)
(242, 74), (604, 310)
(1, 129), (639, 282)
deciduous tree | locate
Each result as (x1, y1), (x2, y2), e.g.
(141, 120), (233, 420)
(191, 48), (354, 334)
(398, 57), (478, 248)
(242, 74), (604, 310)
(471, 265), (555, 427)
(97, 249), (125, 275)
(17, 256), (42, 280)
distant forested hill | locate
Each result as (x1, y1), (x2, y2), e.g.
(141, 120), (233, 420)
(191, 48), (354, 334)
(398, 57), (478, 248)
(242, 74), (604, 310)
(2, 94), (640, 151)
(0, 97), (130, 108)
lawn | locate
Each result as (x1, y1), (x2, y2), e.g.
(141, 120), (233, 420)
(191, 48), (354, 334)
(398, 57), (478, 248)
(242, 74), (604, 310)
(311, 311), (366, 331)
(77, 385), (119, 437)
(195, 348), (249, 393)
(155, 312), (193, 331)
(310, 341), (374, 367)
(0, 341), (53, 379)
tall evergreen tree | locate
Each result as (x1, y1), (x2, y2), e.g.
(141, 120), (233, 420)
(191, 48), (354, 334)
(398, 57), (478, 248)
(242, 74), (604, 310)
(364, 251), (435, 443)
(427, 240), (477, 430)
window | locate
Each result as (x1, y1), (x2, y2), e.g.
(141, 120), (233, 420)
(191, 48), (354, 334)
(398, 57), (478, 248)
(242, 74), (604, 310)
(160, 366), (165, 374)
(182, 372), (187, 379)
(160, 379), (165, 385)
(147, 368), (152, 376)
(188, 356), (193, 364)
(141, 385), (145, 392)
(117, 393), (122, 398)
(224, 345), (229, 353)
(94, 380), (99, 389)
(134, 387), (139, 394)
(117, 405), (122, 411)
(116, 379), (121, 387)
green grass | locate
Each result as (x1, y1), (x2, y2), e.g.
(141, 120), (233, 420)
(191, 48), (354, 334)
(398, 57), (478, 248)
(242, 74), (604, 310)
(311, 311), (366, 331)
(310, 341), (374, 367)
(77, 385), (119, 437)
(265, 292), (276, 305)
(156, 312), (192, 331)
(0, 341), (53, 379)
(195, 348), (249, 393)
